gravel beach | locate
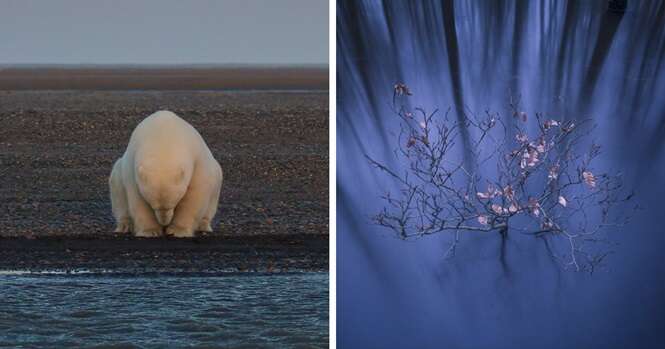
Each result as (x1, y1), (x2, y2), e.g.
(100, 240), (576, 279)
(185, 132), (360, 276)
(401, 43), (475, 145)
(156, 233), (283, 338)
(0, 71), (328, 272)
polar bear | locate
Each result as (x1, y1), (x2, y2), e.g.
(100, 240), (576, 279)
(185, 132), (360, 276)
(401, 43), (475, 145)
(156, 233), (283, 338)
(109, 110), (223, 237)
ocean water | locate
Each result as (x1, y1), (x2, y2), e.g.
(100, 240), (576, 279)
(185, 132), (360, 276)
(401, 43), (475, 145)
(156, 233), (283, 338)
(0, 273), (328, 348)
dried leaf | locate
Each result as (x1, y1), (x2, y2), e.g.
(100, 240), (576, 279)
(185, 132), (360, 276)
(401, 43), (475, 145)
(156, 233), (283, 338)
(491, 204), (504, 215)
(520, 157), (527, 169)
(528, 198), (541, 216)
(503, 185), (514, 200)
(558, 195), (567, 207)
(548, 165), (559, 181)
(406, 137), (416, 148)
(523, 149), (539, 167)
(487, 184), (501, 198)
(535, 137), (547, 153)
(582, 171), (596, 188)
(477, 185), (501, 200)
(508, 149), (520, 159)
(394, 83), (412, 96)
(478, 215), (489, 225)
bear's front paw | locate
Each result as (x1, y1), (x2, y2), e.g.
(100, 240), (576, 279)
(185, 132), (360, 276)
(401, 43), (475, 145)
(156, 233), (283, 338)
(166, 225), (195, 238)
(198, 219), (213, 233)
(134, 228), (163, 238)
(114, 220), (132, 234)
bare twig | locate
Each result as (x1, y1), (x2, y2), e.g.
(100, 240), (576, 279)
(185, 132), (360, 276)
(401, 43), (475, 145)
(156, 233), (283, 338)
(368, 84), (635, 272)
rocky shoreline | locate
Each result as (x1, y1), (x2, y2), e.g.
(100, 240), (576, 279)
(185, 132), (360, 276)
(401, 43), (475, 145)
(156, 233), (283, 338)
(0, 81), (328, 272)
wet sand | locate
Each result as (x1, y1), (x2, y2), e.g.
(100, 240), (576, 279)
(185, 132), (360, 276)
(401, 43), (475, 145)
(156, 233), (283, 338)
(0, 234), (327, 273)
(0, 69), (328, 272)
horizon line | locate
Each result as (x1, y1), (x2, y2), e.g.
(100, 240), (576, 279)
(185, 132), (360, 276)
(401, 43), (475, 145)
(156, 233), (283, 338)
(0, 63), (329, 69)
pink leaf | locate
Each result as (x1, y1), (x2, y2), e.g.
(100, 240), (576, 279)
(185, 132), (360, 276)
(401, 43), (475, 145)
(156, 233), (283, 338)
(515, 133), (528, 143)
(491, 204), (504, 215)
(508, 203), (519, 213)
(503, 185), (514, 200)
(476, 192), (490, 200)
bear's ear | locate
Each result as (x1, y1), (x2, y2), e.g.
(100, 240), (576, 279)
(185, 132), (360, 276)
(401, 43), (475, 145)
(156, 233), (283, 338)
(137, 165), (148, 182)
(175, 168), (185, 184)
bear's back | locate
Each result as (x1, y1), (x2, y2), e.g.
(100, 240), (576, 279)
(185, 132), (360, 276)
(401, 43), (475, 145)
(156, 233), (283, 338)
(143, 110), (191, 132)
(127, 110), (205, 161)
(134, 110), (199, 141)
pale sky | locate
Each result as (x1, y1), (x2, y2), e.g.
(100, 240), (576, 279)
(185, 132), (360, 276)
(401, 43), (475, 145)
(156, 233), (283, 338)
(0, 0), (328, 65)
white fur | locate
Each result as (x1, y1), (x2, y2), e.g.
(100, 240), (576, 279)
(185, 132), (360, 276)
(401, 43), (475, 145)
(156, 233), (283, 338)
(109, 111), (223, 237)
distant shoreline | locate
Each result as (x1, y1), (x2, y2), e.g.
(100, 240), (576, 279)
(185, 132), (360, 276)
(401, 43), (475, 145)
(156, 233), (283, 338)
(0, 66), (328, 90)
(0, 63), (328, 68)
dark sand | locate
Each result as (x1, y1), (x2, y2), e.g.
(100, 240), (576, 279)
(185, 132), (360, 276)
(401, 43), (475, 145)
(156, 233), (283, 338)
(0, 68), (328, 272)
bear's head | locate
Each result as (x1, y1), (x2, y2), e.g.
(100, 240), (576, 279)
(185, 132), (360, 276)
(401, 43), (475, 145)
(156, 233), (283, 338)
(136, 162), (190, 226)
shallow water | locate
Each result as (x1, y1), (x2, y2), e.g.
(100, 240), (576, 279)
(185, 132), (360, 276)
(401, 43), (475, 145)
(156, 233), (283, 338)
(0, 273), (328, 348)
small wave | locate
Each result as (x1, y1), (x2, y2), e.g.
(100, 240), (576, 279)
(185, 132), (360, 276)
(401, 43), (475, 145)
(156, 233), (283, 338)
(0, 269), (326, 277)
(0, 273), (328, 347)
(0, 269), (94, 276)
